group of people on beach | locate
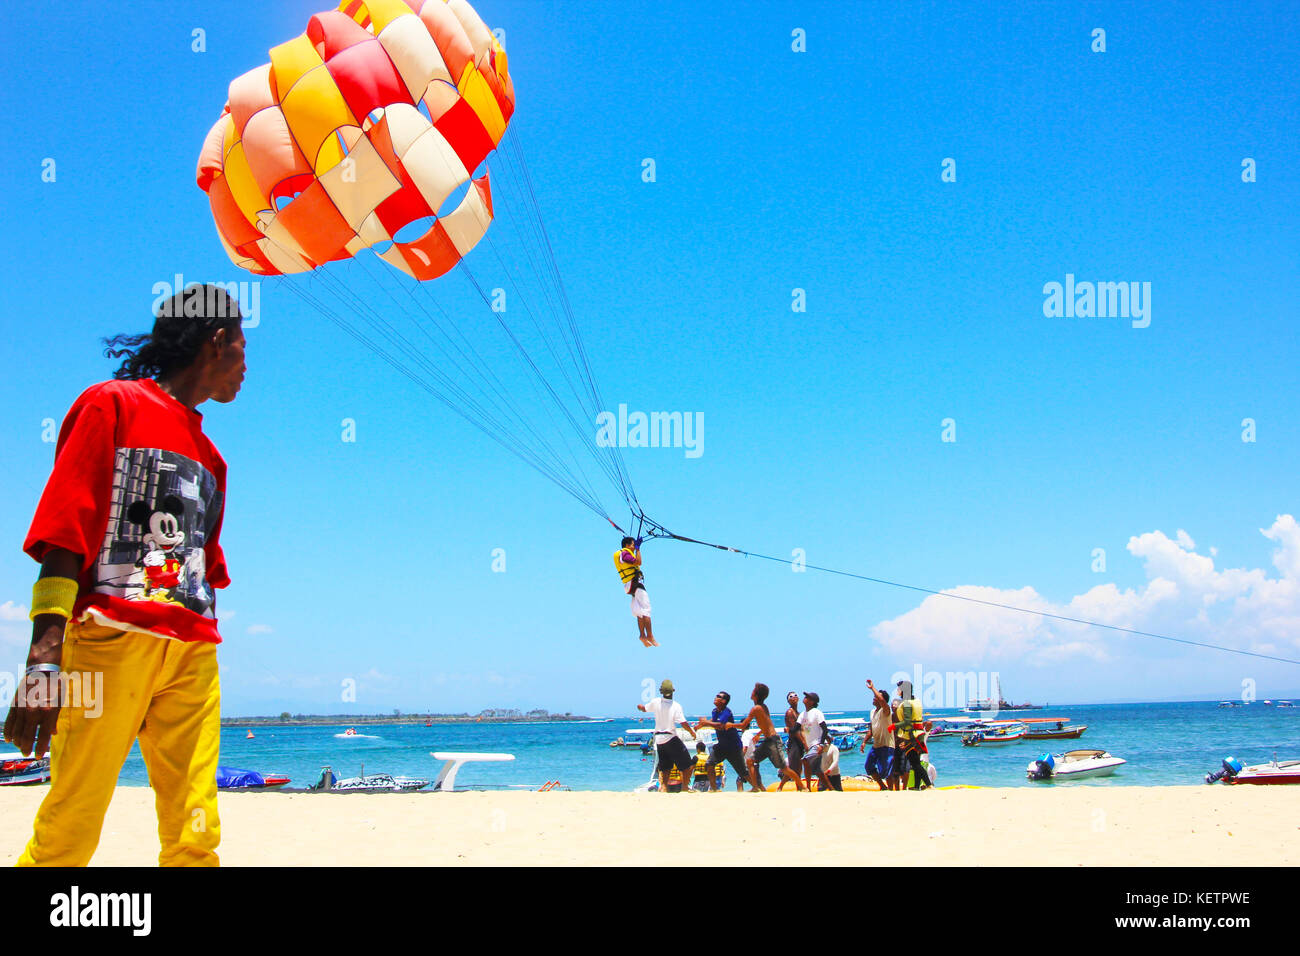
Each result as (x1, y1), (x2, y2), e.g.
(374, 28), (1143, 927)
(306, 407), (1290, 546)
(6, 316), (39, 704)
(636, 677), (935, 793)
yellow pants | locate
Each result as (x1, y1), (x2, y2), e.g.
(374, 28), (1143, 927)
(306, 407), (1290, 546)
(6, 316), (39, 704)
(16, 620), (221, 866)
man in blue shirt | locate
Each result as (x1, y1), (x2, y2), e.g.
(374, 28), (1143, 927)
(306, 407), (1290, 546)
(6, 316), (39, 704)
(695, 691), (747, 791)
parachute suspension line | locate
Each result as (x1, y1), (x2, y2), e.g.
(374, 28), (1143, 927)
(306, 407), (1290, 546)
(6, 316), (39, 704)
(456, 255), (638, 511)
(640, 523), (1300, 667)
(480, 142), (640, 512)
(494, 129), (641, 511)
(266, 263), (617, 526)
(466, 231), (630, 508)
(350, 254), (612, 518)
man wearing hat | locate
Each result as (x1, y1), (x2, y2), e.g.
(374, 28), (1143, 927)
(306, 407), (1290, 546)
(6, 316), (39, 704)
(637, 679), (696, 792)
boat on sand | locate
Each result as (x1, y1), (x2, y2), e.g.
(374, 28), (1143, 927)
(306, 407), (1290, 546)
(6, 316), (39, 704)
(1205, 755), (1300, 785)
(0, 752), (50, 786)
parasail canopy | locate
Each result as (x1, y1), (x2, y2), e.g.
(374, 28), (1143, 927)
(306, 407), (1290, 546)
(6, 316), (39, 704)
(197, 0), (514, 282)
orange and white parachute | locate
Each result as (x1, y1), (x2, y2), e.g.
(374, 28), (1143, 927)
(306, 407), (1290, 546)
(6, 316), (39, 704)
(197, 0), (514, 281)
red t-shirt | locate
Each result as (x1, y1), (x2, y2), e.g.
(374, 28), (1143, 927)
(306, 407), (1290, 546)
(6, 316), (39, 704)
(24, 378), (230, 643)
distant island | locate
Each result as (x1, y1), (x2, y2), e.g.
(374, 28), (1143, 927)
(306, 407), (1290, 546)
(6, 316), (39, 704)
(220, 708), (589, 727)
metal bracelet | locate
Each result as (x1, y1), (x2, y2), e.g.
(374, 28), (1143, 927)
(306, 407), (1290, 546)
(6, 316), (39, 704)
(24, 663), (61, 676)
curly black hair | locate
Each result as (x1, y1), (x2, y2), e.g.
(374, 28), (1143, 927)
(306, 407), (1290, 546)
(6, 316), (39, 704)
(104, 284), (244, 380)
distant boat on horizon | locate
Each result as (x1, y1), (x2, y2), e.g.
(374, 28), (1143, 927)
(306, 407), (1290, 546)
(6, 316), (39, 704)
(962, 678), (1044, 714)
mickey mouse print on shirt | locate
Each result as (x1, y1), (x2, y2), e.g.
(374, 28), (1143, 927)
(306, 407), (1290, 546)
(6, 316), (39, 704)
(93, 447), (222, 619)
(126, 494), (187, 603)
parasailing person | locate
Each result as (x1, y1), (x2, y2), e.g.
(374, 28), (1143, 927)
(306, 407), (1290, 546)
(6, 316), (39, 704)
(614, 536), (656, 647)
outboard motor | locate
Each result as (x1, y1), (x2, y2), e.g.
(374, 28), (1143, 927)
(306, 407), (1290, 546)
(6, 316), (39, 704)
(1029, 753), (1056, 780)
(1205, 756), (1242, 785)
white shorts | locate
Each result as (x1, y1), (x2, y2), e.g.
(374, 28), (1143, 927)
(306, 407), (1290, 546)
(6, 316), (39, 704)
(626, 584), (651, 618)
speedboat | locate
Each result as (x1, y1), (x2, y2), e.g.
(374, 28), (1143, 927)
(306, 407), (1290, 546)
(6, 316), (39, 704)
(0, 751), (51, 786)
(311, 766), (430, 792)
(1027, 749), (1125, 781)
(1205, 755), (1300, 785)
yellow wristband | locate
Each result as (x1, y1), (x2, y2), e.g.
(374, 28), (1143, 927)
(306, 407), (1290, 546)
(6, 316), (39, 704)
(30, 576), (79, 621)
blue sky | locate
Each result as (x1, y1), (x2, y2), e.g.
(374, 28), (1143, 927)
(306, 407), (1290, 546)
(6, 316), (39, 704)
(1, 1), (1298, 717)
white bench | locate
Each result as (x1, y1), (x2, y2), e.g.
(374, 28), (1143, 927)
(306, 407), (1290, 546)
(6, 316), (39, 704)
(430, 751), (515, 792)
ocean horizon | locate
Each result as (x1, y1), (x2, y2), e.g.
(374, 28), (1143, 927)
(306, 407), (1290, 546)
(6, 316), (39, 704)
(77, 699), (1299, 791)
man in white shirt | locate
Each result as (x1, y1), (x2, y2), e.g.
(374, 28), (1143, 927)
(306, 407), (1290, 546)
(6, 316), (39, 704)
(637, 679), (696, 792)
(798, 692), (832, 791)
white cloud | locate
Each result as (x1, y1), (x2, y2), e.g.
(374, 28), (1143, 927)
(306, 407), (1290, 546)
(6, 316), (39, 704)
(1, 601), (31, 654)
(246, 624), (273, 635)
(871, 515), (1300, 665)
(0, 601), (29, 622)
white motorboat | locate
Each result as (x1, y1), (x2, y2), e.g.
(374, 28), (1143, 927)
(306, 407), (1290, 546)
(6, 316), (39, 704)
(1027, 749), (1125, 781)
(311, 766), (430, 792)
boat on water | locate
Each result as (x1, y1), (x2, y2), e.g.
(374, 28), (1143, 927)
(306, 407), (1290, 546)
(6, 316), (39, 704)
(1205, 755), (1300, 786)
(928, 716), (990, 739)
(334, 727), (380, 739)
(216, 766), (290, 790)
(1028, 749), (1125, 781)
(311, 766), (430, 792)
(610, 728), (654, 752)
(611, 727), (718, 753)
(824, 717), (866, 752)
(962, 678), (1044, 715)
(962, 723), (1027, 746)
(1277, 701), (1295, 708)
(0, 752), (51, 786)
(1019, 718), (1087, 741)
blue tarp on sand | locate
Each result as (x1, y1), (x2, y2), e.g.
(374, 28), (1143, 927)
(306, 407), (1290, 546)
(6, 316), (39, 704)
(216, 766), (267, 789)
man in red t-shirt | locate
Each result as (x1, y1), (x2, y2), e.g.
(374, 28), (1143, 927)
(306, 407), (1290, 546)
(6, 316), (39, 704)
(4, 284), (245, 866)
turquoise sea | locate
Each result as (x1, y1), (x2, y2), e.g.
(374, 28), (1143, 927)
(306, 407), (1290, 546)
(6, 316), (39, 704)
(104, 700), (1300, 791)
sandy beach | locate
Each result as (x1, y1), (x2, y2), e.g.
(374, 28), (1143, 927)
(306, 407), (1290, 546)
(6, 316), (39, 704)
(2, 785), (1294, 866)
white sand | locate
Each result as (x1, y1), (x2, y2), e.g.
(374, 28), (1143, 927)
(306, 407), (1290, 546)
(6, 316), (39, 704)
(2, 785), (1294, 866)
